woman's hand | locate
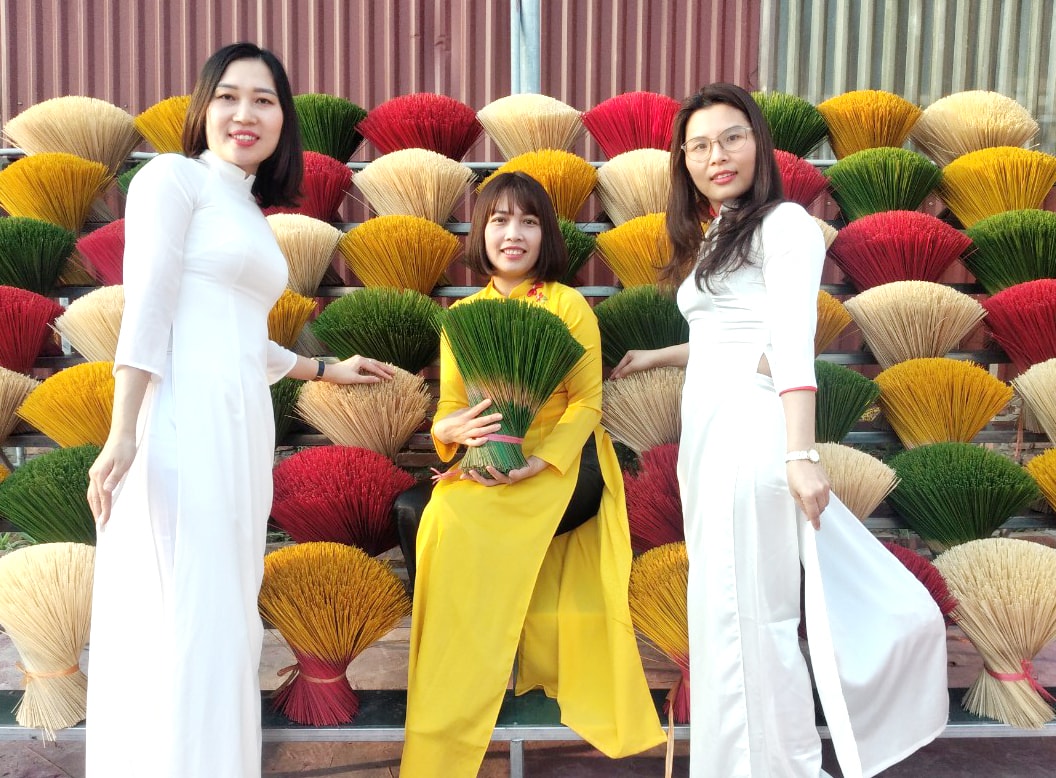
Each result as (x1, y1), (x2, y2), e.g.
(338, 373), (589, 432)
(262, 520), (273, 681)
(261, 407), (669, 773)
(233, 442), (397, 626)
(610, 343), (689, 380)
(462, 455), (548, 487)
(787, 461), (830, 530)
(433, 399), (504, 447)
(325, 356), (396, 384)
(87, 434), (138, 529)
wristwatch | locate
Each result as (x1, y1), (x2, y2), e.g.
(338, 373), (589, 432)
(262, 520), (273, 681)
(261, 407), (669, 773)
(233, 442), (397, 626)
(785, 449), (821, 464)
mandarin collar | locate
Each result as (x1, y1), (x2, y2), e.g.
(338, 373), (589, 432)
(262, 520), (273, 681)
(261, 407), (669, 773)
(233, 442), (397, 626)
(482, 278), (536, 299)
(199, 150), (256, 196)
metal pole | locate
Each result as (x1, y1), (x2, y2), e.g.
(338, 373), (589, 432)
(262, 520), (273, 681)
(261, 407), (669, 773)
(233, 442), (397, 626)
(511, 0), (541, 94)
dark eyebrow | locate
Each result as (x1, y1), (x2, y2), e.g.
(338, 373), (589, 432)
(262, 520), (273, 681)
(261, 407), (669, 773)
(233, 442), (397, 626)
(216, 82), (278, 96)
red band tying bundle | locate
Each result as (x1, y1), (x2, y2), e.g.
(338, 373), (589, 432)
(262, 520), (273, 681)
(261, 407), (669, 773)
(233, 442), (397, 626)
(277, 664), (346, 685)
(483, 433), (525, 444)
(985, 659), (1056, 704)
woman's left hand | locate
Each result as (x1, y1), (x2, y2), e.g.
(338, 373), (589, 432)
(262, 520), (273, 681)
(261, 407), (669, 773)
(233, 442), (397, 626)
(462, 455), (548, 487)
(787, 461), (830, 530)
(325, 356), (397, 385)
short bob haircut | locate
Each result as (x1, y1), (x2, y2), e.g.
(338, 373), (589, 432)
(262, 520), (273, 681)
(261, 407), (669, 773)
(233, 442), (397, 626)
(181, 42), (303, 208)
(464, 172), (568, 283)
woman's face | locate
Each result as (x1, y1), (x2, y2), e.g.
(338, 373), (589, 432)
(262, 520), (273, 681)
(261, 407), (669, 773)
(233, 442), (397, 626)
(483, 195), (542, 294)
(683, 104), (757, 214)
(205, 58), (284, 175)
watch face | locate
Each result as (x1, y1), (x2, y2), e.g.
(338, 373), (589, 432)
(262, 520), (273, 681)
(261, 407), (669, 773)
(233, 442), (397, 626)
(808, 449), (820, 463)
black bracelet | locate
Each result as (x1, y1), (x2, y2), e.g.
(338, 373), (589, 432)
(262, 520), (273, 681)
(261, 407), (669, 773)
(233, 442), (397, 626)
(314, 360), (326, 380)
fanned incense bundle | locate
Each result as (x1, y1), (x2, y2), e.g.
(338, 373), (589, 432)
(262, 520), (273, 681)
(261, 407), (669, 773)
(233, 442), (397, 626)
(479, 149), (597, 221)
(265, 151), (353, 223)
(443, 298), (585, 474)
(0, 153), (112, 233)
(116, 159), (148, 197)
(270, 377), (303, 444)
(310, 287), (444, 375)
(595, 149), (671, 225)
(292, 94), (367, 162)
(1026, 449), (1056, 513)
(624, 443), (683, 554)
(0, 367), (36, 443)
(356, 93), (482, 160)
(880, 542), (958, 622)
(133, 95), (191, 153)
(268, 289), (317, 350)
(981, 279), (1056, 370)
(815, 290), (852, 355)
(816, 90), (922, 160)
(827, 211), (971, 291)
(888, 443), (1040, 551)
(814, 442), (898, 521)
(16, 361), (114, 447)
(628, 542), (690, 724)
(910, 91), (1040, 168)
(750, 91), (829, 158)
(296, 366), (430, 460)
(476, 94), (584, 159)
(559, 219), (596, 284)
(934, 538), (1056, 729)
(940, 147), (1056, 228)
(352, 149), (475, 224)
(0, 285), (64, 374)
(965, 210), (1056, 294)
(814, 217), (838, 249)
(775, 150), (828, 208)
(75, 219), (125, 286)
(593, 284), (689, 368)
(814, 360), (880, 443)
(824, 148), (941, 222)
(601, 367), (684, 454)
(266, 213), (342, 297)
(52, 285), (124, 363)
(337, 215), (462, 294)
(3, 96), (140, 176)
(594, 213), (672, 287)
(875, 357), (1012, 448)
(581, 91), (681, 158)
(1013, 358), (1056, 444)
(0, 542), (94, 738)
(0, 217), (76, 295)
(258, 542), (411, 725)
(0, 445), (98, 544)
(271, 445), (415, 554)
(844, 281), (986, 369)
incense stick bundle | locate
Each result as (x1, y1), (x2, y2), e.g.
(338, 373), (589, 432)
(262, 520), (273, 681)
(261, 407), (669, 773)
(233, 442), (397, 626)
(934, 538), (1056, 728)
(0, 542), (94, 738)
(476, 94), (584, 159)
(16, 361), (114, 447)
(75, 219), (125, 286)
(940, 147), (1056, 228)
(0, 152), (113, 233)
(814, 217), (838, 249)
(116, 159), (148, 197)
(880, 541), (958, 622)
(844, 281), (986, 369)
(559, 219), (596, 284)
(909, 91), (1040, 168)
(265, 151), (353, 223)
(817, 90), (922, 160)
(352, 148), (475, 224)
(750, 91), (829, 158)
(595, 149), (671, 225)
(601, 366), (684, 454)
(479, 149), (597, 221)
(52, 285), (124, 363)
(296, 366), (430, 460)
(0, 366), (36, 444)
(814, 442), (898, 521)
(0, 285), (64, 374)
(623, 442), (683, 553)
(775, 150), (829, 208)
(292, 94), (367, 162)
(825, 148), (941, 222)
(0, 444), (98, 544)
(134, 95), (191, 153)
(814, 360), (880, 443)
(337, 215), (462, 294)
(270, 377), (303, 444)
(356, 93), (482, 160)
(581, 91), (681, 158)
(1025, 449), (1056, 513)
(964, 209), (1056, 294)
(981, 279), (1056, 370)
(594, 213), (672, 287)
(1012, 358), (1056, 444)
(267, 289), (317, 350)
(266, 213), (342, 297)
(0, 217), (77, 295)
(815, 290), (852, 355)
(593, 284), (688, 368)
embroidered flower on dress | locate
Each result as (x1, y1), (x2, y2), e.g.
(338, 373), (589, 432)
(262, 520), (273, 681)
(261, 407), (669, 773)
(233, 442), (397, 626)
(525, 282), (548, 304)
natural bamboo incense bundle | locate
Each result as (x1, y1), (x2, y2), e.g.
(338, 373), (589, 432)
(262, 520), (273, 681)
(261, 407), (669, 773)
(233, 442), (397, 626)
(352, 148), (475, 224)
(0, 366), (37, 444)
(559, 219), (596, 284)
(310, 287), (444, 375)
(844, 281), (986, 369)
(75, 219), (125, 286)
(940, 147), (1056, 228)
(623, 442), (684, 554)
(981, 279), (1056, 370)
(888, 443), (1040, 551)
(815, 290), (852, 355)
(934, 538), (1056, 729)
(1012, 358), (1056, 444)
(750, 91), (829, 158)
(270, 377), (303, 445)
(595, 149), (671, 225)
(292, 93), (367, 162)
(594, 212), (672, 287)
(296, 366), (430, 460)
(601, 366), (685, 454)
(827, 211), (971, 291)
(816, 90), (922, 160)
(133, 95), (191, 153)
(581, 91), (681, 158)
(337, 214), (462, 294)
(16, 361), (114, 447)
(258, 541), (411, 725)
(267, 289), (317, 351)
(880, 542), (958, 622)
(0, 217), (76, 295)
(271, 445), (415, 555)
(52, 285), (124, 363)
(814, 217), (838, 249)
(593, 284), (689, 368)
(356, 93), (482, 160)
(774, 150), (829, 208)
(910, 91), (1040, 168)
(479, 149), (597, 221)
(0, 542), (94, 738)
(1026, 448), (1056, 513)
(965, 209), (1056, 294)
(824, 148), (941, 222)
(0, 152), (113, 233)
(814, 360), (880, 443)
(814, 442), (898, 521)
(0, 444), (98, 544)
(265, 213), (342, 297)
(0, 285), (64, 374)
(476, 93), (584, 159)
(3, 96), (141, 176)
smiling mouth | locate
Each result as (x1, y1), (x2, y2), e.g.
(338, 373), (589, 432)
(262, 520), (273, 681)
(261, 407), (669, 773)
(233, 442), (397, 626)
(712, 171), (736, 184)
(230, 133), (259, 144)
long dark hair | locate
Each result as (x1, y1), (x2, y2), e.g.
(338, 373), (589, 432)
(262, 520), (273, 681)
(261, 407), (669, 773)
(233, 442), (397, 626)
(661, 83), (783, 290)
(464, 172), (568, 282)
(181, 42), (303, 208)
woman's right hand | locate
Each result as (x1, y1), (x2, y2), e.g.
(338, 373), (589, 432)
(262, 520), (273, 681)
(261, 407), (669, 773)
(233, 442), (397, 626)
(432, 398), (504, 448)
(610, 349), (662, 379)
(87, 434), (137, 528)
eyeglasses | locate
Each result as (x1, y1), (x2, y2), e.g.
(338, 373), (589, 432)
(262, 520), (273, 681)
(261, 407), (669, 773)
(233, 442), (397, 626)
(681, 126), (753, 162)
